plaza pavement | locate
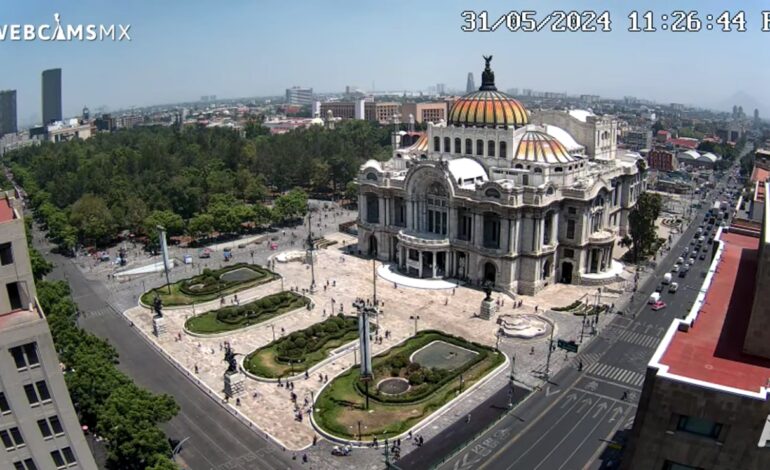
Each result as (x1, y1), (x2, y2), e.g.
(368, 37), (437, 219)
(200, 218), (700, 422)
(125, 231), (635, 452)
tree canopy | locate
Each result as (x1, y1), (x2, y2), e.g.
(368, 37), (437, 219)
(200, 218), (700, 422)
(4, 121), (389, 249)
(628, 192), (663, 263)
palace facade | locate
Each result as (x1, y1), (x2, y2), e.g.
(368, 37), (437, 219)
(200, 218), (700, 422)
(357, 58), (646, 295)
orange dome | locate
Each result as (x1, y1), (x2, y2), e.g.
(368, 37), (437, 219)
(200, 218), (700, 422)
(448, 90), (528, 128)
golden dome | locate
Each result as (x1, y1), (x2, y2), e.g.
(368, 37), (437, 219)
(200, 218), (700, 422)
(513, 130), (578, 164)
(448, 56), (528, 128)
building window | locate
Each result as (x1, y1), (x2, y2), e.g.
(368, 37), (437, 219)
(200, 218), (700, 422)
(566, 219), (576, 239)
(483, 213), (501, 249)
(563, 248), (574, 258)
(0, 391), (10, 414)
(24, 380), (51, 406)
(444, 137), (450, 153)
(454, 138), (461, 154)
(465, 138), (472, 154)
(433, 136), (440, 152)
(365, 194), (379, 224)
(0, 242), (13, 265)
(6, 282), (23, 310)
(10, 342), (39, 369)
(51, 447), (77, 468)
(13, 459), (38, 470)
(676, 415), (722, 439)
(476, 139), (484, 156)
(499, 141), (507, 158)
(0, 427), (25, 450)
(38, 415), (64, 439)
(488, 140), (495, 157)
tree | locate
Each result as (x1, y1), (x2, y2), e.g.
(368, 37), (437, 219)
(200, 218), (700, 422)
(187, 213), (215, 239)
(628, 192), (663, 263)
(70, 194), (114, 244)
(144, 210), (184, 247)
(344, 181), (358, 204)
(273, 188), (308, 222)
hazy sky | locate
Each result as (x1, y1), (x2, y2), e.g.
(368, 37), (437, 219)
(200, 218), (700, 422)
(2, 0), (769, 125)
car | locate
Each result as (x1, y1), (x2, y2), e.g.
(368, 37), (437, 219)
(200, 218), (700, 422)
(689, 257), (696, 265)
(678, 269), (687, 278)
(683, 247), (690, 254)
(651, 300), (667, 311)
(708, 237), (714, 244)
(700, 253), (707, 260)
(672, 264), (680, 273)
(676, 257), (684, 265)
(655, 284), (663, 292)
(669, 282), (679, 293)
(690, 238), (697, 245)
(703, 246), (709, 253)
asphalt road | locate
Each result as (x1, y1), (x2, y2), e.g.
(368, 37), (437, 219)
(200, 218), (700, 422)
(438, 177), (738, 470)
(43, 249), (296, 470)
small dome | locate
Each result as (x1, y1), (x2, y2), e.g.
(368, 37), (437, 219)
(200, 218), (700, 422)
(513, 130), (578, 164)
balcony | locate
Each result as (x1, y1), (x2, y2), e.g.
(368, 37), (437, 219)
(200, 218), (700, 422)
(397, 230), (450, 249)
(589, 229), (616, 244)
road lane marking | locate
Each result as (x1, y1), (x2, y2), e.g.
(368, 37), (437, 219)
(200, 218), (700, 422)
(558, 401), (614, 470)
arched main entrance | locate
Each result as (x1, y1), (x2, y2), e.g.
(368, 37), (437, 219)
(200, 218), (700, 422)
(483, 262), (497, 285)
(369, 234), (378, 257)
(561, 262), (573, 284)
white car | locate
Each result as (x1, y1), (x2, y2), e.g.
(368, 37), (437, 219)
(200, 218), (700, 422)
(671, 264), (680, 273)
(669, 282), (679, 293)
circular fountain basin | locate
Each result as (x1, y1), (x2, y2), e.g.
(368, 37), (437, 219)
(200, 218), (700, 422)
(377, 377), (410, 395)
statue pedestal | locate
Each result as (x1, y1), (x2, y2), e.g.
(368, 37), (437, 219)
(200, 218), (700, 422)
(479, 299), (495, 320)
(152, 317), (167, 337)
(224, 372), (245, 398)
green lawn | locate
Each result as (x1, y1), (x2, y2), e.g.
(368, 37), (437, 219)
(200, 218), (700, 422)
(244, 315), (359, 378)
(184, 291), (308, 335)
(141, 263), (278, 306)
(314, 330), (504, 440)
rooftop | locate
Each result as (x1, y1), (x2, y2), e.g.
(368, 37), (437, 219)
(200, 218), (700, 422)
(0, 196), (15, 223)
(751, 166), (770, 183)
(655, 231), (770, 395)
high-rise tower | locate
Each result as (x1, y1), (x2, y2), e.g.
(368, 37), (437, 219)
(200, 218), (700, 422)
(42, 69), (62, 125)
(466, 72), (476, 93)
(0, 90), (17, 136)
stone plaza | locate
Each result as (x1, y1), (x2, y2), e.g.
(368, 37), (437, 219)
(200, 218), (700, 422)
(124, 231), (637, 451)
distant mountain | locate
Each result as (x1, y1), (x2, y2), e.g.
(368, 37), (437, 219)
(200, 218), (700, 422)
(711, 91), (767, 116)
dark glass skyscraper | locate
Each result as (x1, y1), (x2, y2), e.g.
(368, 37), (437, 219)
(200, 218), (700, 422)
(466, 72), (475, 93)
(0, 90), (17, 136)
(42, 68), (62, 124)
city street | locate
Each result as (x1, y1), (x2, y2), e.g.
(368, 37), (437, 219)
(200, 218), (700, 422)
(433, 186), (725, 470)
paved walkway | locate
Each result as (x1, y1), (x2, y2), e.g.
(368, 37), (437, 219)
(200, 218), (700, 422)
(125, 232), (634, 452)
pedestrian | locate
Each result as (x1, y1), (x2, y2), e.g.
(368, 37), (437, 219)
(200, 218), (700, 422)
(312, 435), (317, 446)
(535, 305), (539, 313)
(408, 430), (413, 440)
(530, 346), (535, 355)
(324, 374), (328, 382)
(302, 454), (308, 463)
(319, 373), (323, 382)
(305, 370), (309, 380)
(194, 364), (199, 374)
(236, 398), (241, 406)
(466, 413), (471, 424)
(578, 361), (583, 372)
(419, 436), (424, 446)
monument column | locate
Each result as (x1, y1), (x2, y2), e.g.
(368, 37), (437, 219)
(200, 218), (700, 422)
(418, 251), (423, 278)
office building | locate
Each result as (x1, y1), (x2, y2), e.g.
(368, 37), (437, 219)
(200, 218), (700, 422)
(623, 192), (770, 469)
(285, 87), (313, 106)
(646, 149), (678, 172)
(401, 102), (448, 124)
(41, 69), (62, 125)
(622, 127), (652, 151)
(0, 191), (97, 470)
(357, 58), (645, 295)
(0, 91), (17, 137)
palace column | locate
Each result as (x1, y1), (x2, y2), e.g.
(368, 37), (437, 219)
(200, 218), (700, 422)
(378, 197), (386, 226)
(418, 251), (423, 278)
(406, 200), (414, 231)
(432, 251), (438, 278)
(501, 218), (510, 254)
(474, 213), (484, 247)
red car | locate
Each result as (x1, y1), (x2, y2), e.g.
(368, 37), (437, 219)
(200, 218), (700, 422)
(651, 300), (667, 311)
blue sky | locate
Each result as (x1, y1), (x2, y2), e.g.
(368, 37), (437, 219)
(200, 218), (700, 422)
(2, 0), (768, 125)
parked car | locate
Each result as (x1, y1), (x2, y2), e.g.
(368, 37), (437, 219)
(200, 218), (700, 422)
(700, 253), (707, 260)
(672, 264), (680, 273)
(651, 300), (667, 311)
(689, 257), (696, 265)
(649, 292), (661, 304)
(663, 273), (672, 284)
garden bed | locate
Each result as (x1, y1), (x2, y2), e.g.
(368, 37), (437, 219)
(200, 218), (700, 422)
(184, 291), (309, 334)
(314, 330), (504, 440)
(244, 314), (359, 378)
(141, 263), (278, 306)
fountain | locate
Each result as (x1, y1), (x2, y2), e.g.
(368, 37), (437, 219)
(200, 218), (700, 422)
(497, 314), (549, 339)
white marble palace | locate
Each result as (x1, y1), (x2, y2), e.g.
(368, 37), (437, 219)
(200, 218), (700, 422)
(357, 57), (647, 295)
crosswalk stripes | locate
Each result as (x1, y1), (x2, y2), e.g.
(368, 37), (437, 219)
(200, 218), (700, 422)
(616, 330), (660, 349)
(569, 352), (602, 369)
(585, 362), (645, 387)
(80, 307), (115, 319)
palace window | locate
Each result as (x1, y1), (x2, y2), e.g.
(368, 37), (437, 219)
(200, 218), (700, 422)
(488, 140), (495, 157)
(444, 137), (451, 153)
(476, 139), (484, 156)
(566, 219), (576, 239)
(483, 212), (501, 249)
(454, 138), (461, 154)
(426, 183), (448, 236)
(458, 209), (473, 241)
(465, 138), (472, 154)
(365, 194), (379, 224)
(433, 136), (440, 152)
(499, 141), (507, 158)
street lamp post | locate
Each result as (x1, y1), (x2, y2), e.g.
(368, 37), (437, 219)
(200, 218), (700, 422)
(545, 326), (554, 379)
(508, 354), (516, 408)
(306, 210), (316, 292)
(409, 315), (420, 336)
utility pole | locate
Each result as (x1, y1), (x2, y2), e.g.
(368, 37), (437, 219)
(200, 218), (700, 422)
(545, 326), (554, 379)
(306, 210), (316, 292)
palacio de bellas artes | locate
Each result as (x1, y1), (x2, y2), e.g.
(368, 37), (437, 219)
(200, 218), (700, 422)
(357, 57), (647, 296)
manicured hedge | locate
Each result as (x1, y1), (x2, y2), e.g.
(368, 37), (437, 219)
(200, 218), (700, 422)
(179, 263), (275, 296)
(184, 291), (308, 334)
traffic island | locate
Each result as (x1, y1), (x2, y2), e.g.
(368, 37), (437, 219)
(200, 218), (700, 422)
(243, 314), (359, 378)
(184, 291), (309, 335)
(141, 263), (279, 307)
(312, 330), (505, 442)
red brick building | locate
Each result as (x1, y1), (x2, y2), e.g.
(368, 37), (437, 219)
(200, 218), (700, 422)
(646, 149), (677, 172)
